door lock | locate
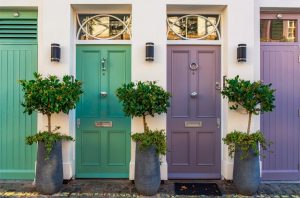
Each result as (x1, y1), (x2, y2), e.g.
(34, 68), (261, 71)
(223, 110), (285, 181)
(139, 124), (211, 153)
(216, 82), (221, 90)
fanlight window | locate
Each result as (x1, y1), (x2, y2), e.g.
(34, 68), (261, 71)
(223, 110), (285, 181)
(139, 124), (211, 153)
(167, 14), (221, 40)
(77, 14), (131, 40)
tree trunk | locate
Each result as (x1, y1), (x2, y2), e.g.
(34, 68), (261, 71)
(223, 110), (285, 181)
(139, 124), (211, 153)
(247, 112), (252, 134)
(47, 114), (51, 133)
(142, 115), (148, 133)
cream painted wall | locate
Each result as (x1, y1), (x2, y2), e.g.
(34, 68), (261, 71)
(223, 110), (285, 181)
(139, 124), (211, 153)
(1, 0), (298, 180)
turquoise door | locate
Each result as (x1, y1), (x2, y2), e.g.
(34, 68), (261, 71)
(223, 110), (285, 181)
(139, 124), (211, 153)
(0, 11), (37, 179)
(76, 45), (131, 178)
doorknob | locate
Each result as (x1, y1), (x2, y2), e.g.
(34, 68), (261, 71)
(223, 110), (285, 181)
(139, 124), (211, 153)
(190, 92), (198, 98)
(100, 92), (107, 97)
(101, 58), (106, 71)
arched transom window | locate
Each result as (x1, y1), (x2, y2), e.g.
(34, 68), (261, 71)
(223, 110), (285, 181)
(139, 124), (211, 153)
(167, 14), (221, 40)
(77, 14), (131, 40)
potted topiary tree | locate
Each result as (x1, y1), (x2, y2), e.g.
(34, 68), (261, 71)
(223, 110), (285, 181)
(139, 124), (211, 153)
(19, 72), (83, 195)
(116, 81), (171, 196)
(221, 75), (275, 195)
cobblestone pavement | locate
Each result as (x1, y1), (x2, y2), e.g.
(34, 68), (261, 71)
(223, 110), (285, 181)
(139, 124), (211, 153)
(0, 179), (299, 197)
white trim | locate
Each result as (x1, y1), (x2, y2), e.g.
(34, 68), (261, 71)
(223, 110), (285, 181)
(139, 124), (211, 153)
(167, 40), (221, 45)
(76, 40), (131, 44)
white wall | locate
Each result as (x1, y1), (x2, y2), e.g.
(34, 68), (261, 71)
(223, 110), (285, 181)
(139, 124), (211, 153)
(1, 0), (296, 180)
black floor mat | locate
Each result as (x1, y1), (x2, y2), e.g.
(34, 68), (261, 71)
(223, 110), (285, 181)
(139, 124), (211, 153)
(174, 183), (222, 196)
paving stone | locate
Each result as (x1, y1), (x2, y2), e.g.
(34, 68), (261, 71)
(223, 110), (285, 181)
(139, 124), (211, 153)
(0, 179), (300, 197)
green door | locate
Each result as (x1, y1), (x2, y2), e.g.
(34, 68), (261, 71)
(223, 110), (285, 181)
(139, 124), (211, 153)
(76, 45), (131, 178)
(0, 10), (38, 179)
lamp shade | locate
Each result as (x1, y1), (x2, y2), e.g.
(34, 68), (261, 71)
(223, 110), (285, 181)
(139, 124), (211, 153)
(51, 43), (61, 62)
(145, 42), (154, 61)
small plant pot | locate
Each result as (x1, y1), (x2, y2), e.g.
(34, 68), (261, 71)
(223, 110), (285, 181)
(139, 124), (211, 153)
(134, 142), (160, 196)
(36, 141), (63, 195)
(233, 143), (260, 195)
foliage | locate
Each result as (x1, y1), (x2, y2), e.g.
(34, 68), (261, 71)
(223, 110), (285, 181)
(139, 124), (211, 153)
(116, 81), (171, 154)
(221, 75), (275, 115)
(222, 130), (271, 159)
(131, 129), (167, 155)
(221, 75), (275, 134)
(19, 72), (83, 159)
(19, 72), (83, 116)
(221, 76), (275, 159)
(25, 127), (74, 160)
(116, 81), (171, 132)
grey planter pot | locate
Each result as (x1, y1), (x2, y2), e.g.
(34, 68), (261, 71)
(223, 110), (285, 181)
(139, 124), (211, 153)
(233, 143), (260, 196)
(134, 142), (160, 196)
(36, 141), (63, 195)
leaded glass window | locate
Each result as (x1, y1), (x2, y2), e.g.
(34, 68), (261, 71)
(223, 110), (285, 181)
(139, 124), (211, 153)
(77, 14), (131, 40)
(167, 14), (221, 40)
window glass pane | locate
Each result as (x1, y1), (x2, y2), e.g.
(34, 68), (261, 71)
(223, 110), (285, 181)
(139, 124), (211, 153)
(260, 19), (297, 42)
(77, 14), (131, 40)
(167, 14), (220, 40)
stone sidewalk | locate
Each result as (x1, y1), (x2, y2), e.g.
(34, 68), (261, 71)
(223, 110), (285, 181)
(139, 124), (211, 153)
(0, 179), (300, 197)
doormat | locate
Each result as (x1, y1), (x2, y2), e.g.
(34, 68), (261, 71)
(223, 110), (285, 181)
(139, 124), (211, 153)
(174, 183), (222, 196)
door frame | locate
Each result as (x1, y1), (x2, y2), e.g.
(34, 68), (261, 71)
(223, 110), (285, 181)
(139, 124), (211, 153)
(166, 44), (222, 179)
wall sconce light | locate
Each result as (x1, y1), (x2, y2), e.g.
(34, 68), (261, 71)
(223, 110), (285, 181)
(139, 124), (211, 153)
(51, 43), (61, 62)
(237, 44), (246, 62)
(276, 13), (283, 19)
(145, 42), (154, 61)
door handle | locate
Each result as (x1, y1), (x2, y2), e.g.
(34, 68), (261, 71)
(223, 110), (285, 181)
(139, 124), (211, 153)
(101, 58), (106, 71)
(217, 118), (220, 128)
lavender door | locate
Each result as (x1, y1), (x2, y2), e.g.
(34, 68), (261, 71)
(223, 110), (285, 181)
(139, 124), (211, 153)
(261, 45), (300, 180)
(167, 45), (221, 179)
(261, 13), (300, 180)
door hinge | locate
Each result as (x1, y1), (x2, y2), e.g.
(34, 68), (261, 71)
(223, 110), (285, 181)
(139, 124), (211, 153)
(298, 55), (300, 63)
(298, 164), (300, 170)
(298, 109), (300, 117)
(77, 118), (80, 128)
(217, 118), (221, 128)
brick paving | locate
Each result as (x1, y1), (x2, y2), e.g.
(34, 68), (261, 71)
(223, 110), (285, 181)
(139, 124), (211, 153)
(0, 179), (299, 197)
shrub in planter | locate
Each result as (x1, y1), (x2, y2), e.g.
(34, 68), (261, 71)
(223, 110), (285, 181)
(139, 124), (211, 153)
(221, 76), (275, 195)
(19, 73), (83, 195)
(116, 81), (171, 196)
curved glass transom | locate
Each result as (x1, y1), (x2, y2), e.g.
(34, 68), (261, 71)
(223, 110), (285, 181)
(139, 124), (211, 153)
(167, 14), (221, 40)
(77, 14), (131, 40)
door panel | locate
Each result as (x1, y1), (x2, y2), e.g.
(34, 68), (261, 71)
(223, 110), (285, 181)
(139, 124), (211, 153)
(0, 44), (37, 179)
(167, 45), (221, 179)
(261, 45), (300, 180)
(76, 45), (131, 178)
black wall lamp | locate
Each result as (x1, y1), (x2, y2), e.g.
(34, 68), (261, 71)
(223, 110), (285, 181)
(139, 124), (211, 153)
(51, 43), (61, 62)
(237, 44), (246, 62)
(145, 42), (154, 61)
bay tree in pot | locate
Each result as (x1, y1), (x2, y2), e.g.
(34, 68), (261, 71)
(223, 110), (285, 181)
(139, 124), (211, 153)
(221, 76), (275, 195)
(19, 73), (83, 195)
(116, 81), (171, 196)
